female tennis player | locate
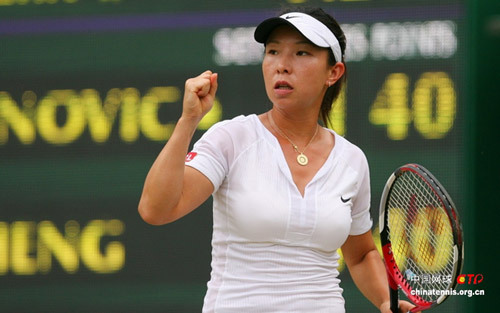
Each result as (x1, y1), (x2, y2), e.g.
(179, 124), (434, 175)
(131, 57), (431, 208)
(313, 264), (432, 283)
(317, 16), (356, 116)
(138, 7), (418, 313)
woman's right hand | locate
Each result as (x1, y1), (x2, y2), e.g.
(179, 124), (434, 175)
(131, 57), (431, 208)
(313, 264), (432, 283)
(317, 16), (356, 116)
(182, 70), (218, 123)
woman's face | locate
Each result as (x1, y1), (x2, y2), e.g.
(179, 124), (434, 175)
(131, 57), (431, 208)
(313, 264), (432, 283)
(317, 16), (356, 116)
(262, 25), (335, 113)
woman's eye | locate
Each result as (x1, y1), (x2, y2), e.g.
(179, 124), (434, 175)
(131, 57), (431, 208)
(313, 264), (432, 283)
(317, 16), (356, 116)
(297, 51), (309, 56)
(267, 49), (278, 55)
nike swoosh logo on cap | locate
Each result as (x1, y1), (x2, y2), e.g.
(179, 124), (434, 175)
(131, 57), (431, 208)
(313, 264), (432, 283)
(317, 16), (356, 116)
(285, 15), (299, 19)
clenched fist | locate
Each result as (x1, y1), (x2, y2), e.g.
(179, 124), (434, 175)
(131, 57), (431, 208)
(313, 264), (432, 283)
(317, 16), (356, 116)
(182, 70), (218, 123)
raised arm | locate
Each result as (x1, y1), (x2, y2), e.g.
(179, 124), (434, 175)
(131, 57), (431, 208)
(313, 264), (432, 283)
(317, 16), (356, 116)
(138, 71), (218, 225)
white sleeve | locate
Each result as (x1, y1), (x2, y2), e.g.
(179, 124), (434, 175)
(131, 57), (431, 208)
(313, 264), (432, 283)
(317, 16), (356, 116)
(184, 121), (232, 193)
(349, 149), (373, 236)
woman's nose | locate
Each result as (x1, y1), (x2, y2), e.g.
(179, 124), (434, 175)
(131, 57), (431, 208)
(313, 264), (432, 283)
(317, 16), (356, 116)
(276, 55), (291, 74)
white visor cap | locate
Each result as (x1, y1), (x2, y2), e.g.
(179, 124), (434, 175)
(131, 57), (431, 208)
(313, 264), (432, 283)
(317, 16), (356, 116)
(254, 12), (342, 63)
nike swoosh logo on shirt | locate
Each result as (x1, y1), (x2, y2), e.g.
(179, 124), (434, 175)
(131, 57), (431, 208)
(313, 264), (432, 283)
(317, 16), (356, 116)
(340, 196), (351, 203)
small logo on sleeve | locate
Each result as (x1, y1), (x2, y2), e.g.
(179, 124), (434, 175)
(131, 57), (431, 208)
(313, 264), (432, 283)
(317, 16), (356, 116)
(185, 152), (198, 162)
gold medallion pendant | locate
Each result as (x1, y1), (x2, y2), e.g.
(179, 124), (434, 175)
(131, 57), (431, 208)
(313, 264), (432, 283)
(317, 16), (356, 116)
(268, 111), (318, 167)
(297, 153), (308, 166)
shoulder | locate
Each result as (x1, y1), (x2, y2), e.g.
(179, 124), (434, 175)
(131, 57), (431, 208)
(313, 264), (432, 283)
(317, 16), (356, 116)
(199, 114), (261, 144)
(203, 114), (258, 136)
(332, 132), (370, 173)
(193, 114), (263, 157)
(191, 115), (263, 174)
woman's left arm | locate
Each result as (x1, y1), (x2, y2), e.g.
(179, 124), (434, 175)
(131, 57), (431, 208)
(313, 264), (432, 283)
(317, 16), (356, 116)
(341, 231), (419, 313)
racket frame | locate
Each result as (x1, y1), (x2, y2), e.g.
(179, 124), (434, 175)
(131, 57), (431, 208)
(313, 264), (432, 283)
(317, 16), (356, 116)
(379, 164), (464, 313)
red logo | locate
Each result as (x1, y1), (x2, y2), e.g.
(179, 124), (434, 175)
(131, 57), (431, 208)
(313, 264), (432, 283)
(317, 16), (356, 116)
(185, 152), (197, 162)
(457, 274), (483, 284)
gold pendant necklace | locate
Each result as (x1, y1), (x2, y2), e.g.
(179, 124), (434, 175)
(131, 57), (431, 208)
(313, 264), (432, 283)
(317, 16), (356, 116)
(268, 111), (319, 166)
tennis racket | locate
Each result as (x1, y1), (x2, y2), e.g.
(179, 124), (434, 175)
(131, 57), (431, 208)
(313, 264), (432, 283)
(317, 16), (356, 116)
(379, 163), (464, 312)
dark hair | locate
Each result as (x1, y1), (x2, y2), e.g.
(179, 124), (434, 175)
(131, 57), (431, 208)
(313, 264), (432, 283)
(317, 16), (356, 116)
(279, 7), (347, 126)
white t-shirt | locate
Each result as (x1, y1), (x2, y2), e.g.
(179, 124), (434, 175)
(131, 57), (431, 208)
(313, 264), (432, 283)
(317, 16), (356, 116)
(185, 114), (372, 313)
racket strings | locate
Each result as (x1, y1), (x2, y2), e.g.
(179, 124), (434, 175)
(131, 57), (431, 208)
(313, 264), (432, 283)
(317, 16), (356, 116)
(387, 171), (455, 301)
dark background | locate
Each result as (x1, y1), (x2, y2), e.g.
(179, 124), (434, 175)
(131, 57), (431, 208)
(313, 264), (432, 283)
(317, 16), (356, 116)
(0, 0), (495, 311)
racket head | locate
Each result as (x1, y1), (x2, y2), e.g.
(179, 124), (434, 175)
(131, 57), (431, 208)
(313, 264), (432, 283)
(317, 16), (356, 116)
(379, 163), (464, 312)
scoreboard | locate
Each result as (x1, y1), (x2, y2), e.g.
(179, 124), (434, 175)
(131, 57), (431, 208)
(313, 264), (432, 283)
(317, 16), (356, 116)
(0, 0), (468, 312)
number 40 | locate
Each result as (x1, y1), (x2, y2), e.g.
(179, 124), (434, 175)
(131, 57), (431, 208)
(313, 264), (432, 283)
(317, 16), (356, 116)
(368, 72), (456, 140)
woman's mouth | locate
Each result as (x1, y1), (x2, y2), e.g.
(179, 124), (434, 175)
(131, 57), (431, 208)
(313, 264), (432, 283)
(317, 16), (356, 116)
(274, 81), (293, 90)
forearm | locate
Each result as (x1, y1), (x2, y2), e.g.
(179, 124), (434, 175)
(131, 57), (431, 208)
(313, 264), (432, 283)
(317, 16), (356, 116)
(138, 116), (199, 224)
(348, 249), (390, 310)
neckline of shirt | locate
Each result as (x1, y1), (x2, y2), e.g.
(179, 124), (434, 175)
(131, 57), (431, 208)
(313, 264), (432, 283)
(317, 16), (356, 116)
(250, 113), (343, 198)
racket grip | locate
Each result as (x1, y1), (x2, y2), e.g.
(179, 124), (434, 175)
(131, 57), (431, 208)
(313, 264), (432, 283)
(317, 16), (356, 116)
(390, 286), (399, 313)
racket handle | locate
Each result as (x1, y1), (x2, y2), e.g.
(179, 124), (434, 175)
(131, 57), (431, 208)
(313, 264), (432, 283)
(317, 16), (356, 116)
(390, 286), (399, 313)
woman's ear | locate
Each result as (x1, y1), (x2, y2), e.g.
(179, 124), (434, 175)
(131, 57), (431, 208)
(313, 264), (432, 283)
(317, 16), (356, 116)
(326, 62), (345, 86)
